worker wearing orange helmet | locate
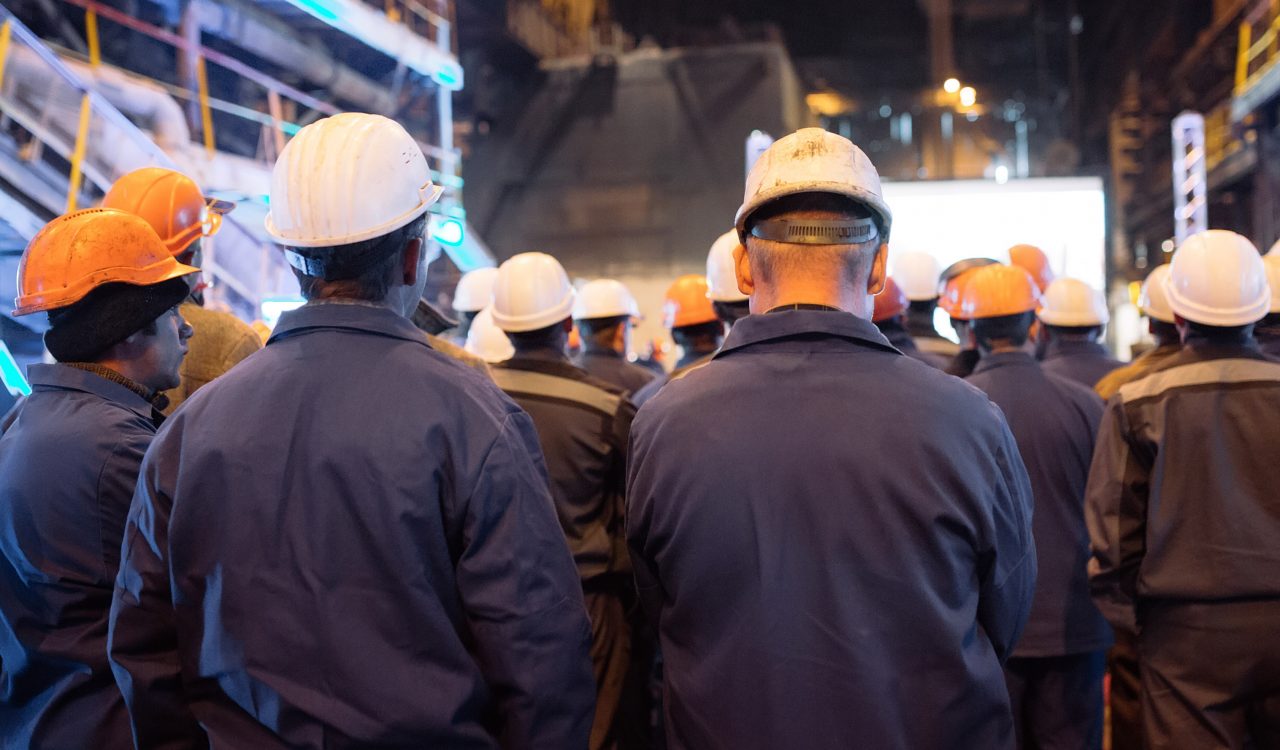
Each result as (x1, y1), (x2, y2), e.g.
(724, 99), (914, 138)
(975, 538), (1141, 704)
(1007, 244), (1055, 293)
(937, 257), (998, 377)
(102, 167), (261, 413)
(961, 264), (1112, 750)
(0, 208), (198, 747)
(872, 276), (946, 368)
(631, 275), (724, 405)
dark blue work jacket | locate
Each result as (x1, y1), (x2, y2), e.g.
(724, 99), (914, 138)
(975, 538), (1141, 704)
(109, 303), (594, 750)
(966, 351), (1113, 658)
(573, 349), (657, 398)
(0, 364), (157, 749)
(1041, 339), (1123, 389)
(627, 310), (1037, 750)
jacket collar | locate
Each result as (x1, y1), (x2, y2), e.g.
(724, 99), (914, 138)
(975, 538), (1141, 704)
(27, 363), (156, 422)
(268, 301), (430, 349)
(717, 310), (900, 358)
(972, 349), (1038, 375)
(1044, 338), (1109, 359)
(1168, 336), (1267, 366)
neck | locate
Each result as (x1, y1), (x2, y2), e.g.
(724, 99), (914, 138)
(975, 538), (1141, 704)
(749, 281), (871, 318)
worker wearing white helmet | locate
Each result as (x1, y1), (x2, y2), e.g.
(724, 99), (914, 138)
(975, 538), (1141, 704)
(108, 113), (594, 748)
(571, 278), (656, 397)
(893, 250), (959, 357)
(1086, 229), (1280, 750)
(1256, 253), (1280, 357)
(627, 127), (1035, 748)
(1036, 277), (1123, 388)
(487, 252), (645, 750)
(1095, 264), (1182, 400)
(706, 229), (751, 326)
(451, 266), (499, 340)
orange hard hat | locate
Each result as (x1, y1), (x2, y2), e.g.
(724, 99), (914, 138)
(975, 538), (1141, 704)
(960, 264), (1042, 319)
(13, 208), (200, 316)
(101, 167), (234, 257)
(663, 275), (718, 329)
(937, 257), (999, 319)
(1008, 244), (1054, 292)
(872, 276), (908, 322)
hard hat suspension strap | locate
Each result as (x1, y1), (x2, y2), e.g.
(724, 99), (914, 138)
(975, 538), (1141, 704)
(749, 218), (879, 246)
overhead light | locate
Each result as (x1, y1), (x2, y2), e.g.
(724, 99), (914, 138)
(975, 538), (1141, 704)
(959, 86), (977, 108)
(943, 78), (961, 94)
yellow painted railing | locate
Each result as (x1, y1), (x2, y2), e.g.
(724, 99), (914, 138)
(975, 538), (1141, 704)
(1235, 5), (1280, 96)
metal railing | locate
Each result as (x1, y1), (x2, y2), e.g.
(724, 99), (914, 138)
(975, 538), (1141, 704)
(1235, 1), (1280, 96)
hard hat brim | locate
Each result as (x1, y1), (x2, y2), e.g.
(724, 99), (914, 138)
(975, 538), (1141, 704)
(264, 183), (444, 248)
(1163, 274), (1272, 327)
(734, 182), (892, 242)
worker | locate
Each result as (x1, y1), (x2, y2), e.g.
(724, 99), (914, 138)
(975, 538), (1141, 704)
(960, 264), (1112, 750)
(572, 278), (657, 397)
(108, 113), (594, 747)
(488, 252), (644, 750)
(1257, 253), (1280, 358)
(706, 229), (751, 326)
(1036, 278), (1122, 387)
(1095, 265), (1182, 400)
(939, 257), (998, 377)
(1008, 243), (1055, 292)
(450, 266), (499, 341)
(627, 127), (1036, 748)
(0, 208), (197, 748)
(101, 167), (260, 413)
(895, 250), (959, 358)
(464, 305), (515, 363)
(1086, 229), (1280, 750)
(873, 275), (946, 368)
(631, 275), (724, 404)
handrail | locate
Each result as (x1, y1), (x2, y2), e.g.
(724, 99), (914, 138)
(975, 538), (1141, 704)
(1235, 2), (1280, 96)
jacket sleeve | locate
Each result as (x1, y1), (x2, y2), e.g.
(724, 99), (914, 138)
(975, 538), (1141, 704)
(1084, 397), (1148, 632)
(108, 443), (209, 749)
(455, 411), (595, 750)
(977, 411), (1037, 663)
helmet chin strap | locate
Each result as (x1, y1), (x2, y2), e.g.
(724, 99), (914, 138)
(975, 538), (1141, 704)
(748, 217), (879, 246)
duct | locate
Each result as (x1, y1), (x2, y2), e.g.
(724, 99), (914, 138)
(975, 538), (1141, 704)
(192, 0), (398, 115)
(59, 58), (191, 150)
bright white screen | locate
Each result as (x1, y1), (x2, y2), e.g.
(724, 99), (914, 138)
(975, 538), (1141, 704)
(882, 177), (1107, 290)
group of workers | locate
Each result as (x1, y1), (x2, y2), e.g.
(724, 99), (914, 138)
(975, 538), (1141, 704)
(0, 112), (1277, 750)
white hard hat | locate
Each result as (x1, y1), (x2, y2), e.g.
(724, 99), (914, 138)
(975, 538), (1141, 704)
(1266, 254), (1280, 314)
(1038, 277), (1110, 327)
(734, 127), (892, 241)
(265, 113), (444, 248)
(491, 252), (576, 333)
(573, 279), (641, 320)
(1164, 230), (1270, 327)
(464, 306), (514, 363)
(453, 267), (499, 312)
(706, 230), (748, 303)
(892, 252), (942, 301)
(1137, 265), (1176, 324)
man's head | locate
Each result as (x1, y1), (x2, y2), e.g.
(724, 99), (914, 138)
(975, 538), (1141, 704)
(938, 259), (999, 350)
(452, 266), (500, 337)
(1137, 264), (1180, 346)
(491, 252), (576, 354)
(102, 167), (235, 301)
(264, 113), (444, 317)
(706, 230), (751, 326)
(959, 264), (1042, 354)
(663, 275), (723, 354)
(1165, 229), (1271, 342)
(573, 279), (641, 356)
(13, 208), (199, 389)
(1037, 278), (1109, 345)
(731, 128), (892, 317)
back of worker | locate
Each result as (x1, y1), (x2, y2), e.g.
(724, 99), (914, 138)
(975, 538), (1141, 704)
(108, 114), (594, 749)
(628, 129), (1036, 750)
(631, 275), (724, 405)
(573, 278), (657, 397)
(1087, 230), (1280, 750)
(1038, 278), (1123, 387)
(488, 253), (640, 750)
(961, 265), (1112, 749)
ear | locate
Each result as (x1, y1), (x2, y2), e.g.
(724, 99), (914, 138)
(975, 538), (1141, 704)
(401, 237), (424, 286)
(867, 243), (889, 295)
(733, 242), (754, 296)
